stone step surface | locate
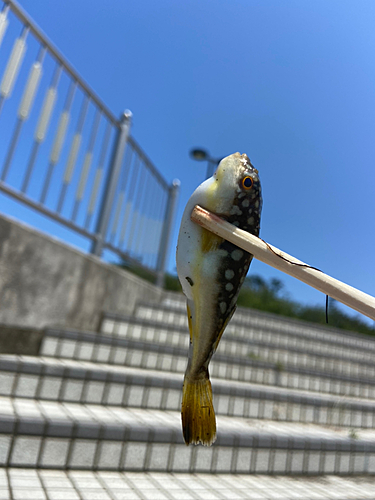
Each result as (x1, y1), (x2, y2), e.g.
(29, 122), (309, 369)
(1, 355), (375, 428)
(3, 469), (375, 500)
(40, 327), (375, 399)
(2, 294), (375, 496)
(133, 302), (375, 363)
(102, 312), (375, 378)
(1, 396), (375, 474)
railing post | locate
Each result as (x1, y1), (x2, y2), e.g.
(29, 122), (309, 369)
(91, 110), (132, 257)
(156, 179), (180, 288)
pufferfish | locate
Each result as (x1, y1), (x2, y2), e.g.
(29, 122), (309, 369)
(176, 152), (262, 446)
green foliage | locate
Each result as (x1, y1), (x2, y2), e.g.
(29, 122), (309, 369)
(119, 263), (156, 284)
(275, 361), (284, 372)
(117, 261), (182, 292)
(238, 275), (375, 337)
(164, 273), (182, 292)
(248, 351), (261, 361)
(237, 275), (296, 317)
(348, 428), (358, 440)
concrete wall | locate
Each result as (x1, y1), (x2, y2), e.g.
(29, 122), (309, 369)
(0, 213), (163, 331)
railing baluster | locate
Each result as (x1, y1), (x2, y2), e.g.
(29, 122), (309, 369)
(156, 180), (180, 287)
(118, 154), (140, 248)
(91, 111), (132, 257)
(39, 81), (77, 203)
(21, 64), (62, 192)
(71, 109), (101, 222)
(0, 25), (28, 115)
(110, 190), (125, 244)
(85, 121), (112, 230)
(57, 95), (89, 213)
(0, 4), (9, 50)
(132, 164), (150, 258)
(18, 47), (45, 120)
(109, 146), (133, 244)
(134, 169), (152, 259)
(152, 189), (168, 270)
(126, 159), (145, 253)
(1, 46), (46, 183)
(139, 173), (160, 267)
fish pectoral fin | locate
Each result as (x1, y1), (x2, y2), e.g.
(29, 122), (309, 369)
(201, 228), (224, 253)
(181, 375), (216, 446)
(212, 304), (237, 353)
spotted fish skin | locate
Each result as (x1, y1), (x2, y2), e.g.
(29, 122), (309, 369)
(176, 152), (262, 446)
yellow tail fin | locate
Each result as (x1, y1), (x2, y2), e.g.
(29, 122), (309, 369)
(181, 375), (216, 446)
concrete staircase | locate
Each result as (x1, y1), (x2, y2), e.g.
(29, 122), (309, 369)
(1, 292), (375, 498)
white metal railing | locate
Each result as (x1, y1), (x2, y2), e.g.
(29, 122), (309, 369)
(0, 0), (179, 284)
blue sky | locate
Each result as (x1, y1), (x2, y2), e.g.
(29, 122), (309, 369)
(2, 0), (375, 321)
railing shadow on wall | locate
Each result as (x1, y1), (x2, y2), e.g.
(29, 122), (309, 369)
(0, 0), (179, 287)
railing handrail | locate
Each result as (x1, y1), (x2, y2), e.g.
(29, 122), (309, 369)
(4, 0), (118, 125)
(127, 136), (169, 191)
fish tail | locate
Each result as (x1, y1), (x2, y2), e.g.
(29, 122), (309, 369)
(181, 373), (216, 446)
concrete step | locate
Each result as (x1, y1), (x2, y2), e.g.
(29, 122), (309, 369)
(135, 302), (375, 364)
(3, 469), (375, 499)
(99, 314), (375, 383)
(1, 396), (375, 474)
(40, 328), (375, 399)
(1, 355), (375, 428)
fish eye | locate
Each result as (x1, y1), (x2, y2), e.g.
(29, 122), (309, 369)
(242, 176), (253, 190)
